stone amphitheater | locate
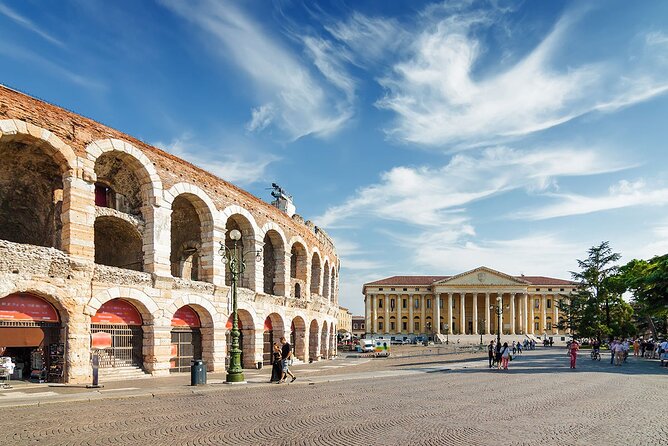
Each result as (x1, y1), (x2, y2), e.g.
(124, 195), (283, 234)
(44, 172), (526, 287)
(0, 85), (340, 383)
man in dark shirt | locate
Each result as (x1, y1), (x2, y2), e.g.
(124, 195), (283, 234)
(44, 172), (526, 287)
(280, 336), (296, 383)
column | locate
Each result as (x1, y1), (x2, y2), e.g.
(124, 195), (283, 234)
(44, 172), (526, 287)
(553, 294), (559, 334)
(447, 293), (453, 334)
(371, 295), (378, 334)
(472, 293), (478, 335)
(541, 294), (547, 333)
(484, 293), (491, 334)
(435, 293), (441, 334)
(408, 294), (414, 334)
(365, 294), (372, 335)
(397, 295), (403, 335)
(384, 295), (390, 334)
(529, 294), (534, 334)
(510, 294), (516, 335)
(459, 293), (465, 335)
(420, 294), (426, 335)
(523, 293), (529, 335)
(498, 292), (504, 335)
(517, 293), (523, 334)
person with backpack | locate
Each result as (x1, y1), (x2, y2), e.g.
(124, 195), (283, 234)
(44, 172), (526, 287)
(500, 342), (511, 370)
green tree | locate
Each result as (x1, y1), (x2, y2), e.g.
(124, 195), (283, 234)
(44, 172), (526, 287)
(558, 242), (632, 341)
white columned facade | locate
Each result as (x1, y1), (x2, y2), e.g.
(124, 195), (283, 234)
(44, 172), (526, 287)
(484, 293), (490, 335)
(498, 292), (504, 335)
(459, 293), (465, 334)
(365, 294), (371, 334)
(472, 293), (478, 335)
(371, 295), (378, 334)
(420, 294), (426, 335)
(529, 294), (535, 334)
(397, 294), (403, 334)
(510, 294), (516, 335)
(523, 293), (529, 335)
(408, 294), (414, 334)
(553, 294), (559, 334)
(435, 293), (441, 334)
(541, 294), (547, 334)
(447, 293), (452, 334)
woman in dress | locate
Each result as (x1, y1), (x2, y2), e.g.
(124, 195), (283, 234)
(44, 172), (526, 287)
(270, 343), (282, 383)
(500, 342), (510, 370)
(569, 339), (580, 369)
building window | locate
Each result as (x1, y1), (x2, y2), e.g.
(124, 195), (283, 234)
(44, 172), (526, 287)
(426, 299), (431, 309)
(415, 288), (419, 291)
(535, 322), (539, 330)
(391, 288), (395, 291)
(547, 299), (552, 308)
(403, 288), (407, 291)
(391, 298), (395, 309)
(548, 288), (552, 291)
(390, 322), (396, 331)
(452, 299), (456, 308)
(378, 322), (383, 330)
(440, 298), (443, 308)
(414, 321), (420, 331)
(535, 288), (540, 291)
(534, 298), (540, 309)
(414, 298), (420, 309)
(379, 299), (383, 309)
(379, 288), (384, 291)
(560, 288), (564, 292)
(547, 322), (552, 330)
(402, 322), (407, 331)
(402, 299), (407, 309)
(361, 323), (365, 329)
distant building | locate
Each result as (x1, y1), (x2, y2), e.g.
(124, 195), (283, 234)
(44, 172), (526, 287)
(337, 306), (353, 333)
(363, 266), (576, 343)
(352, 316), (366, 338)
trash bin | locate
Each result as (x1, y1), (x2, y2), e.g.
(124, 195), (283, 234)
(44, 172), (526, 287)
(190, 359), (206, 386)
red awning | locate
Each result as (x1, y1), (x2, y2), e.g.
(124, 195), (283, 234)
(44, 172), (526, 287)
(172, 306), (201, 328)
(264, 317), (272, 332)
(0, 293), (60, 323)
(92, 299), (142, 326)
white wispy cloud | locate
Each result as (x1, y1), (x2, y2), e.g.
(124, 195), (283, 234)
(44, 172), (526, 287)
(515, 179), (668, 221)
(317, 145), (629, 228)
(161, 0), (354, 141)
(246, 103), (275, 133)
(0, 3), (64, 47)
(370, 6), (668, 147)
(154, 134), (278, 186)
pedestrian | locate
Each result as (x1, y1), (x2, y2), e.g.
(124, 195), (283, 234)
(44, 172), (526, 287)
(610, 339), (617, 365)
(569, 339), (580, 369)
(500, 342), (511, 370)
(633, 339), (639, 357)
(270, 343), (282, 383)
(495, 341), (503, 369)
(622, 339), (630, 363)
(517, 342), (522, 355)
(640, 339), (646, 357)
(614, 341), (624, 366)
(660, 339), (668, 367)
(279, 336), (297, 383)
(488, 340), (495, 368)
(549, 338), (554, 347)
(512, 341), (517, 355)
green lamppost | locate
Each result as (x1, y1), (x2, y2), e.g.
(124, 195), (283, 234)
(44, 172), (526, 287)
(490, 296), (508, 345)
(219, 229), (262, 384)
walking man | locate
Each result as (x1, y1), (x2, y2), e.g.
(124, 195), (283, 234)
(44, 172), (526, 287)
(488, 340), (495, 368)
(279, 336), (297, 383)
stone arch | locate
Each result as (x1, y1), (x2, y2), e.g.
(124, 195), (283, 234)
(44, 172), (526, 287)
(166, 296), (218, 372)
(86, 287), (160, 323)
(223, 210), (259, 291)
(263, 312), (286, 365)
(220, 205), (261, 236)
(290, 315), (307, 361)
(289, 237), (308, 298)
(261, 223), (287, 297)
(310, 250), (322, 296)
(94, 215), (144, 271)
(322, 259), (331, 301)
(166, 186), (216, 282)
(309, 319), (320, 362)
(0, 121), (78, 250)
(321, 320), (329, 359)
(226, 308), (257, 369)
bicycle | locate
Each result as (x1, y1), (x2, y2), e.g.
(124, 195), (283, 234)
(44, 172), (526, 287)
(590, 349), (601, 361)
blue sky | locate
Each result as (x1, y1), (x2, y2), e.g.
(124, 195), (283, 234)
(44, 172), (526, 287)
(2, 0), (668, 314)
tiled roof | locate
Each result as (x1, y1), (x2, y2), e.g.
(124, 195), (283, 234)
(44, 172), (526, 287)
(364, 274), (576, 288)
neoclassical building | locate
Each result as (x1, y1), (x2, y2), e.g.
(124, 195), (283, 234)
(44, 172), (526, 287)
(0, 85), (339, 383)
(363, 267), (576, 342)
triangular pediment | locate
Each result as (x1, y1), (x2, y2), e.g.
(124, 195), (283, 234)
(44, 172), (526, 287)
(433, 267), (529, 286)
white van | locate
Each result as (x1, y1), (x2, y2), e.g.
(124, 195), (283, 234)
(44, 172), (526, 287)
(360, 339), (375, 353)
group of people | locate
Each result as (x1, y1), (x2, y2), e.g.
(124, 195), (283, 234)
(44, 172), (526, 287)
(487, 340), (513, 370)
(270, 337), (298, 384)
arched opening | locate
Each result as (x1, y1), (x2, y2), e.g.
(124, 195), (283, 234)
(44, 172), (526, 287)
(330, 267), (337, 304)
(0, 140), (65, 249)
(263, 230), (285, 296)
(225, 214), (257, 290)
(170, 195), (203, 281)
(261, 313), (286, 366)
(170, 305), (202, 373)
(94, 216), (143, 271)
(94, 152), (143, 217)
(290, 242), (307, 298)
(291, 316), (306, 361)
(0, 293), (64, 382)
(91, 299), (146, 371)
(321, 321), (329, 359)
(309, 319), (319, 362)
(226, 309), (255, 369)
(310, 252), (322, 296)
(330, 325), (335, 357)
(323, 260), (330, 300)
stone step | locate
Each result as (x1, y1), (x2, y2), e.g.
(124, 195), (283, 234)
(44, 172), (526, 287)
(98, 366), (150, 382)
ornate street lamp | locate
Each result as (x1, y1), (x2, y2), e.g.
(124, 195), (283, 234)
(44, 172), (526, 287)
(490, 296), (509, 345)
(219, 229), (262, 384)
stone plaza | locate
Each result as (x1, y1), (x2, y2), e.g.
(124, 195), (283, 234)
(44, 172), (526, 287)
(2, 347), (666, 445)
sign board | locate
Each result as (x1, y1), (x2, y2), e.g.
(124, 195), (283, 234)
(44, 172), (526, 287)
(171, 306), (201, 328)
(374, 339), (391, 357)
(0, 293), (59, 322)
(92, 299), (142, 326)
(91, 332), (112, 349)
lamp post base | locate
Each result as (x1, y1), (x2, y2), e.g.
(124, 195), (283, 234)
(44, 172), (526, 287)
(225, 372), (246, 383)
(224, 379), (248, 385)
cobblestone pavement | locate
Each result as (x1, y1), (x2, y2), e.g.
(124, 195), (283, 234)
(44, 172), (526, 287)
(2, 348), (667, 446)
